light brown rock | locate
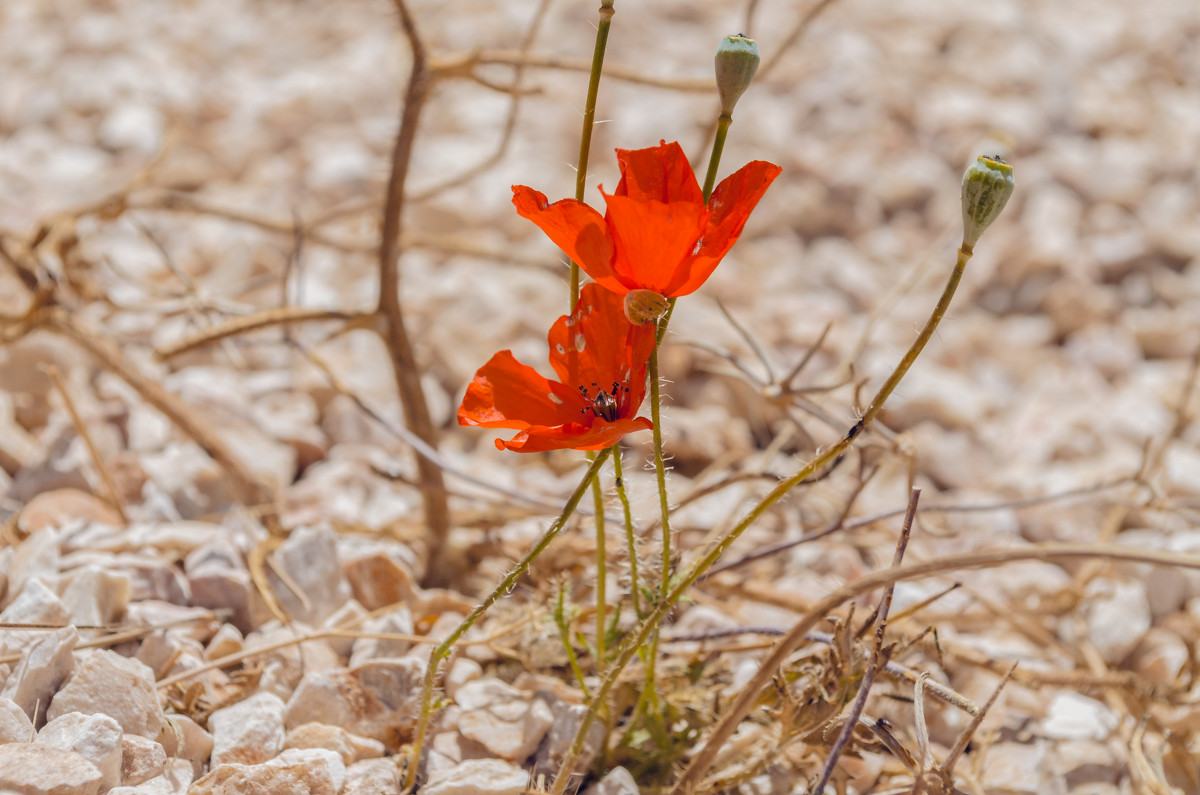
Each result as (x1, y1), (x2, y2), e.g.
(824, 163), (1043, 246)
(120, 733), (167, 786)
(268, 525), (350, 624)
(285, 722), (385, 765)
(348, 607), (413, 667)
(156, 714), (212, 779)
(0, 743), (103, 795)
(208, 691), (286, 766)
(339, 538), (418, 610)
(36, 711), (123, 791)
(1, 626), (78, 726)
(454, 678), (554, 761)
(190, 748), (345, 795)
(47, 650), (162, 738)
(423, 758), (529, 795)
(343, 757), (400, 795)
(0, 696), (33, 743)
(284, 658), (425, 748)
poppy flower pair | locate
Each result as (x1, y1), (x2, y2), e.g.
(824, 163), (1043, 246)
(459, 141), (781, 452)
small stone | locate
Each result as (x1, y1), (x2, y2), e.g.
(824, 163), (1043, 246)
(190, 748), (345, 795)
(979, 741), (1064, 795)
(1, 625), (78, 725)
(321, 599), (367, 658)
(0, 696), (34, 742)
(185, 535), (271, 634)
(284, 658), (425, 748)
(423, 758), (530, 795)
(585, 766), (640, 795)
(120, 734), (167, 786)
(1129, 627), (1190, 683)
(343, 757), (400, 795)
(7, 527), (61, 603)
(208, 692), (286, 766)
(17, 488), (123, 535)
(268, 525), (350, 624)
(1041, 692), (1119, 741)
(0, 579), (70, 656)
(532, 697), (604, 780)
(205, 623), (244, 662)
(136, 629), (207, 681)
(0, 743), (103, 795)
(47, 650), (162, 738)
(244, 622), (342, 699)
(1082, 577), (1151, 664)
(107, 757), (193, 795)
(453, 679), (554, 761)
(339, 538), (418, 610)
(348, 607), (414, 667)
(36, 711), (123, 790)
(1049, 740), (1119, 787)
(285, 722), (385, 765)
(443, 658), (482, 702)
(156, 714), (212, 779)
(57, 565), (131, 625)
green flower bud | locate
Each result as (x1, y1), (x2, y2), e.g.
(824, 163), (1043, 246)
(716, 34), (760, 116)
(960, 154), (1014, 250)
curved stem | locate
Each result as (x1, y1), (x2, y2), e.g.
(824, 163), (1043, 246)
(701, 114), (732, 202)
(649, 345), (672, 596)
(591, 455), (607, 667)
(405, 448), (612, 792)
(551, 245), (975, 794)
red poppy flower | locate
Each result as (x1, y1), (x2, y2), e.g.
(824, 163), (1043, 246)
(458, 284), (655, 453)
(512, 140), (781, 298)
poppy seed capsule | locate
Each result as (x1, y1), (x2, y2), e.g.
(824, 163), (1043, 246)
(624, 289), (671, 325)
(716, 34), (760, 116)
(961, 154), (1014, 251)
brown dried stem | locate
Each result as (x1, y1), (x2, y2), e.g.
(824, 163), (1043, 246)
(378, 0), (451, 585)
(44, 365), (128, 525)
(155, 307), (368, 359)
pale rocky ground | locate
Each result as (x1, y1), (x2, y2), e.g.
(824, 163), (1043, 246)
(0, 0), (1198, 793)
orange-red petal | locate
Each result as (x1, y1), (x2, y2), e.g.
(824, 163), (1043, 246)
(511, 186), (626, 292)
(613, 141), (702, 205)
(672, 159), (782, 296)
(458, 350), (581, 430)
(602, 194), (710, 295)
(497, 416), (653, 453)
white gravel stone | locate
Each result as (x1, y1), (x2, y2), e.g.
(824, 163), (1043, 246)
(0, 743), (103, 795)
(1082, 577), (1152, 664)
(190, 747), (345, 795)
(285, 721), (385, 765)
(57, 565), (131, 625)
(980, 741), (1065, 795)
(343, 757), (401, 795)
(0, 696), (34, 742)
(156, 714), (212, 779)
(1, 625), (77, 726)
(423, 758), (530, 795)
(107, 757), (193, 794)
(586, 766), (640, 795)
(47, 650), (162, 738)
(269, 525), (350, 624)
(1041, 692), (1120, 741)
(284, 658), (425, 747)
(208, 691), (286, 766)
(443, 657), (482, 702)
(348, 607), (414, 667)
(36, 711), (123, 791)
(120, 734), (167, 786)
(0, 579), (69, 656)
(453, 678), (555, 761)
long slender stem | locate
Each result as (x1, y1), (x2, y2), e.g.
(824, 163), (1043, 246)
(551, 245), (975, 795)
(405, 449), (612, 792)
(701, 114), (732, 202)
(649, 346), (672, 596)
(591, 459), (608, 668)
(612, 449), (642, 618)
(570, 0), (616, 311)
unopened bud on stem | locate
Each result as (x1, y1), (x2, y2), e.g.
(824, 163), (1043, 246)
(716, 34), (760, 116)
(624, 290), (671, 326)
(960, 154), (1014, 250)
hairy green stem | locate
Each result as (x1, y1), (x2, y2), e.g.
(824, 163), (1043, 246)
(591, 456), (608, 667)
(569, 0), (615, 311)
(649, 346), (672, 596)
(611, 449), (642, 618)
(550, 245), (975, 794)
(405, 448), (612, 792)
